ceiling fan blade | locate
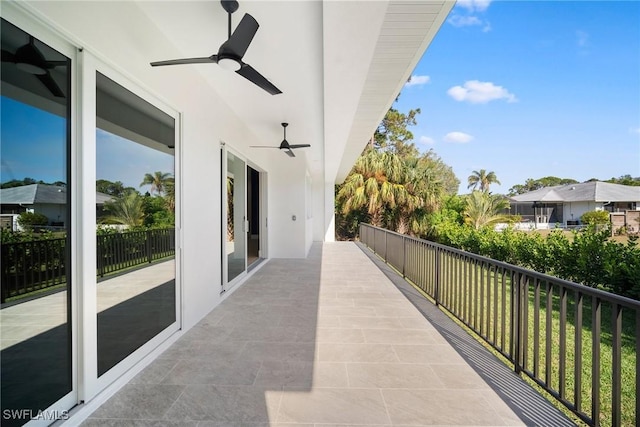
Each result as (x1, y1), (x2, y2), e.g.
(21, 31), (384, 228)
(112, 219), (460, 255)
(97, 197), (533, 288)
(1, 49), (16, 62)
(219, 13), (259, 59)
(37, 71), (64, 98)
(285, 149), (295, 158)
(249, 146), (279, 148)
(236, 63), (282, 95)
(46, 60), (69, 68)
(288, 144), (311, 149)
(151, 56), (217, 67)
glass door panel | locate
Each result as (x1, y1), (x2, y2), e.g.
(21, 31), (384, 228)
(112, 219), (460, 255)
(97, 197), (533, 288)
(226, 152), (246, 283)
(0, 18), (72, 426)
(95, 72), (176, 376)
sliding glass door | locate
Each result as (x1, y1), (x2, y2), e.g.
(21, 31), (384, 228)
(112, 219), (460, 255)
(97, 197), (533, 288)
(0, 11), (181, 424)
(0, 17), (75, 427)
(224, 148), (247, 287)
(95, 72), (178, 378)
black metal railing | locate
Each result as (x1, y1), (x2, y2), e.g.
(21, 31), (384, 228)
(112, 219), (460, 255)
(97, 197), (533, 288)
(1, 228), (175, 303)
(96, 228), (175, 277)
(360, 223), (639, 427)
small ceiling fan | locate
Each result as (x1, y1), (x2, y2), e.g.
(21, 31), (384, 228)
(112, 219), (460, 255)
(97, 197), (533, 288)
(1, 36), (67, 98)
(251, 123), (310, 157)
(150, 0), (281, 95)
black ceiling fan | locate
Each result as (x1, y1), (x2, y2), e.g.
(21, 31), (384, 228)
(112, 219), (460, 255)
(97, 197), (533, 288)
(251, 123), (310, 157)
(150, 0), (281, 95)
(1, 36), (67, 98)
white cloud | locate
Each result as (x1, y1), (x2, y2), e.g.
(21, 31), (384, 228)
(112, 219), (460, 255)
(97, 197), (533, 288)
(419, 136), (435, 145)
(444, 132), (474, 143)
(448, 15), (482, 28)
(447, 80), (517, 104)
(456, 0), (492, 12)
(576, 30), (589, 47)
(405, 75), (431, 87)
(629, 127), (640, 135)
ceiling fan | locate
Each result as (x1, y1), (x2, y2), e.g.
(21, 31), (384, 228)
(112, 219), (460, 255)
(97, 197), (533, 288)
(150, 0), (281, 95)
(251, 123), (310, 157)
(1, 36), (67, 98)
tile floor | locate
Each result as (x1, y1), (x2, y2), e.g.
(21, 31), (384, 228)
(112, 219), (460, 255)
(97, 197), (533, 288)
(81, 242), (574, 426)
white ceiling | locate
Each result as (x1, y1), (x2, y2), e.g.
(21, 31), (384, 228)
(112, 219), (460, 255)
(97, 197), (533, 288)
(136, 0), (454, 183)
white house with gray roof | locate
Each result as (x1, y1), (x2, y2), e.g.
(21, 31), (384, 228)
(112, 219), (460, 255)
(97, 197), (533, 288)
(0, 184), (112, 229)
(509, 181), (640, 228)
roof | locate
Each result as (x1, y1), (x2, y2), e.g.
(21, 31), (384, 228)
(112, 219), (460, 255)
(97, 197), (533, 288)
(510, 181), (640, 203)
(0, 184), (113, 204)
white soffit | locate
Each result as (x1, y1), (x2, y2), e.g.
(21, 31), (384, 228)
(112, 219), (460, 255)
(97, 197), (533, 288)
(328, 1), (455, 184)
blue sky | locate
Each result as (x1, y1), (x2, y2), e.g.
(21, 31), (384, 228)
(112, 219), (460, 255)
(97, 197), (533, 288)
(396, 0), (640, 194)
(1, 96), (173, 192)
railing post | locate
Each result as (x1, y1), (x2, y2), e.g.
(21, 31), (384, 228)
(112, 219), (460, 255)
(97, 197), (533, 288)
(146, 230), (153, 264)
(384, 229), (387, 262)
(97, 235), (104, 278)
(512, 271), (522, 374)
(402, 236), (406, 277)
(434, 248), (440, 306)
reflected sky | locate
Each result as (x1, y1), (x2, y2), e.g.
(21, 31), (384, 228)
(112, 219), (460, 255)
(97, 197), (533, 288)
(1, 96), (66, 183)
(1, 95), (173, 190)
(97, 129), (174, 190)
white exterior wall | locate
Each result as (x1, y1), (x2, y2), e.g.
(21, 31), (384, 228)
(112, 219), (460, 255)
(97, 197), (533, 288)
(563, 201), (604, 225)
(20, 0), (314, 320)
(267, 154), (309, 258)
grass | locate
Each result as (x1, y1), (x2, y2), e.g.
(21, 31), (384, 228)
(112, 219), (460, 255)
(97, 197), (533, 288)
(530, 228), (637, 245)
(397, 249), (637, 427)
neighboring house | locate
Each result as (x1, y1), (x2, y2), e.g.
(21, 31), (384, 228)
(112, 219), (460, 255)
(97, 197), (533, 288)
(0, 184), (112, 229)
(509, 181), (640, 228)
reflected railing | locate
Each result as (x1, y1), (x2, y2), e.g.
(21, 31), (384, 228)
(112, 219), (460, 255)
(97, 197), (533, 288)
(1, 228), (174, 304)
(359, 223), (639, 427)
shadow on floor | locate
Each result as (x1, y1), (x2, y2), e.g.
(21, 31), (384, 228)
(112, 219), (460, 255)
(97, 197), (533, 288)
(356, 241), (576, 427)
(84, 244), (325, 425)
(1, 279), (176, 427)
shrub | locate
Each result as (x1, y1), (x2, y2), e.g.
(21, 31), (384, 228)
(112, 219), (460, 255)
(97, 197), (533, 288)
(426, 220), (640, 300)
(17, 211), (49, 228)
(581, 210), (610, 225)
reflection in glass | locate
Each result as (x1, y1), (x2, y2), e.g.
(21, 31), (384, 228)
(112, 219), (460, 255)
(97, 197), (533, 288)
(0, 19), (72, 427)
(96, 73), (176, 376)
(227, 153), (246, 282)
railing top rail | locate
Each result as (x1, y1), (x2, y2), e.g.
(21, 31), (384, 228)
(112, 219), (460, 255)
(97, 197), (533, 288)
(360, 223), (640, 310)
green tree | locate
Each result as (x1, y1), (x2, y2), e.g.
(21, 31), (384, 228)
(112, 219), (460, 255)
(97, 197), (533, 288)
(507, 176), (579, 196)
(337, 149), (412, 227)
(102, 190), (145, 227)
(164, 177), (176, 211)
(467, 169), (500, 192)
(96, 179), (131, 197)
(606, 174), (640, 186)
(142, 194), (174, 227)
(463, 191), (511, 229)
(140, 171), (173, 196)
(373, 107), (421, 158)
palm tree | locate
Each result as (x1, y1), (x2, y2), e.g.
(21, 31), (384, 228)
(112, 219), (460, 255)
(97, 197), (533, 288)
(463, 191), (511, 229)
(140, 171), (173, 196)
(164, 177), (176, 211)
(337, 149), (413, 228)
(101, 190), (145, 227)
(467, 169), (501, 192)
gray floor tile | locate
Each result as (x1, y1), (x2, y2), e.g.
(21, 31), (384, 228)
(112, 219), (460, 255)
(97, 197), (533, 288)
(80, 242), (572, 427)
(89, 383), (184, 420)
